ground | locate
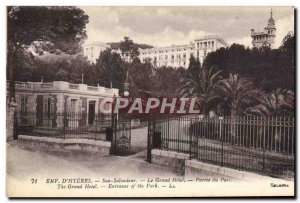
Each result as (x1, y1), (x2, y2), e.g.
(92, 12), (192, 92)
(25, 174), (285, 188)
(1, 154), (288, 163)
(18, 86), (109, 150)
(130, 127), (148, 155)
(7, 141), (179, 182)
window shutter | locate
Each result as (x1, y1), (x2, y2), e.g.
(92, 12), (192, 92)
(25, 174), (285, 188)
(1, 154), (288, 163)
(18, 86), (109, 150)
(43, 98), (48, 114)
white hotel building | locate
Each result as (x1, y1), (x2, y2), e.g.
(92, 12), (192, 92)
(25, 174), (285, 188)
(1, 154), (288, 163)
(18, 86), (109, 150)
(83, 35), (228, 68)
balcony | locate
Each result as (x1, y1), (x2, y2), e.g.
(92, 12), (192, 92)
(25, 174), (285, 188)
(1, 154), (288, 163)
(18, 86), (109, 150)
(9, 81), (119, 96)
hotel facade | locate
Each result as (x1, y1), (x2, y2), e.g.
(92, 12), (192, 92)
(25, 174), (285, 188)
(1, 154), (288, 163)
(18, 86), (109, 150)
(83, 35), (229, 68)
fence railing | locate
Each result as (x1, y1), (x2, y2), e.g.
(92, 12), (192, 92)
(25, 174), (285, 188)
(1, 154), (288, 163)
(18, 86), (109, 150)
(15, 112), (147, 141)
(15, 112), (113, 141)
(152, 115), (295, 179)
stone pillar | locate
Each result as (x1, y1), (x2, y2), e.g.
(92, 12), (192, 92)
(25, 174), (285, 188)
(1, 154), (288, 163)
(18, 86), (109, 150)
(56, 93), (64, 128)
(6, 98), (17, 141)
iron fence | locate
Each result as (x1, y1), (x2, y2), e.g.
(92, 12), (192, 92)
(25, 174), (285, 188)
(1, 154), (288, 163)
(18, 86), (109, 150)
(15, 112), (113, 141)
(151, 115), (295, 179)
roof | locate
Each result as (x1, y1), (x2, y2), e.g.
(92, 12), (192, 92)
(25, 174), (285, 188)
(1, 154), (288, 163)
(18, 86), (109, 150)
(251, 32), (268, 36)
(194, 35), (229, 46)
(83, 42), (110, 48)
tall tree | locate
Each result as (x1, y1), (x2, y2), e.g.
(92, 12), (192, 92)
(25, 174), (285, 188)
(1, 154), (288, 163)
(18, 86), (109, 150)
(128, 58), (154, 96)
(120, 36), (140, 62)
(7, 6), (89, 99)
(188, 55), (201, 75)
(180, 66), (222, 115)
(280, 31), (295, 67)
(152, 66), (186, 97)
(202, 43), (295, 92)
(219, 73), (257, 116)
(94, 50), (126, 92)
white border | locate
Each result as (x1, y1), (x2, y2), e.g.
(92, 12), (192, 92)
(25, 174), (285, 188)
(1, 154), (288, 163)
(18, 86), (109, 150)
(0, 1), (298, 202)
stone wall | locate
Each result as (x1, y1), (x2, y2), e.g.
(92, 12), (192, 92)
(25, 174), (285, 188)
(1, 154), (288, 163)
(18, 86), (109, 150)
(7, 100), (17, 141)
(185, 160), (272, 181)
(151, 149), (190, 175)
(151, 149), (269, 180)
(18, 135), (111, 156)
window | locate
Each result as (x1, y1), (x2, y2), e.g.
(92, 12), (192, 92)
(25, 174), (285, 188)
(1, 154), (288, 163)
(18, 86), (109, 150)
(70, 99), (77, 112)
(212, 41), (214, 49)
(20, 95), (28, 114)
(43, 97), (55, 118)
(204, 42), (207, 48)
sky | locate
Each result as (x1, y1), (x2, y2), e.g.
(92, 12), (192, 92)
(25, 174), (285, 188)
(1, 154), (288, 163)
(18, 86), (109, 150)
(81, 6), (294, 48)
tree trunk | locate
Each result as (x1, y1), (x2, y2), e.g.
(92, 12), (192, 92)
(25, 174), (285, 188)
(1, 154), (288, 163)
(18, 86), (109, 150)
(230, 107), (237, 144)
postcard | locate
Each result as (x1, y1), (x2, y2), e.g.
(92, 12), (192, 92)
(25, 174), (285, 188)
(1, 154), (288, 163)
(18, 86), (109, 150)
(6, 6), (295, 197)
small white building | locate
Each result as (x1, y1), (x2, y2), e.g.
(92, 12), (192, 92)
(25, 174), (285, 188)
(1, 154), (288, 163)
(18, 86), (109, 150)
(9, 81), (119, 128)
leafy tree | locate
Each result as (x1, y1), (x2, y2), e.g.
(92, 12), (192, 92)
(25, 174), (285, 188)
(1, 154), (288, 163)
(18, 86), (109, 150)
(29, 54), (95, 85)
(152, 66), (186, 97)
(180, 66), (222, 115)
(188, 55), (201, 75)
(7, 6), (89, 99)
(127, 58), (154, 96)
(219, 74), (258, 116)
(94, 49), (126, 92)
(120, 36), (140, 61)
(280, 31), (295, 66)
(248, 88), (294, 116)
(202, 42), (295, 92)
(14, 49), (35, 82)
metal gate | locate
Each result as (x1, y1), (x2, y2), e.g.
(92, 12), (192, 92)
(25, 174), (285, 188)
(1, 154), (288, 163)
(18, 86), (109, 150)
(147, 119), (162, 162)
(111, 115), (132, 155)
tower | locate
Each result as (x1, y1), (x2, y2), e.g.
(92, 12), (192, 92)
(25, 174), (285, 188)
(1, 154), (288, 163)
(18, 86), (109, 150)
(264, 9), (276, 48)
(251, 9), (276, 49)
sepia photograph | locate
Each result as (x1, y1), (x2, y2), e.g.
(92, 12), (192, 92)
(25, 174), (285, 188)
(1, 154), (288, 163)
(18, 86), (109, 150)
(5, 5), (295, 197)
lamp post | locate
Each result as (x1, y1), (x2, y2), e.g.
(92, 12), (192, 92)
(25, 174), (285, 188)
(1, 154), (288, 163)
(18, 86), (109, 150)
(124, 69), (130, 97)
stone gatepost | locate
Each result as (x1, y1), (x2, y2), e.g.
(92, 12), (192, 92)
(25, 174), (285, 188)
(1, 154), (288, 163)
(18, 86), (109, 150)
(6, 98), (17, 141)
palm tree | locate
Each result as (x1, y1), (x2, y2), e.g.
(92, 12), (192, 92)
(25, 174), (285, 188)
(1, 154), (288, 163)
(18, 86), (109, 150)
(180, 66), (222, 115)
(219, 74), (258, 144)
(219, 73), (258, 117)
(248, 88), (294, 116)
